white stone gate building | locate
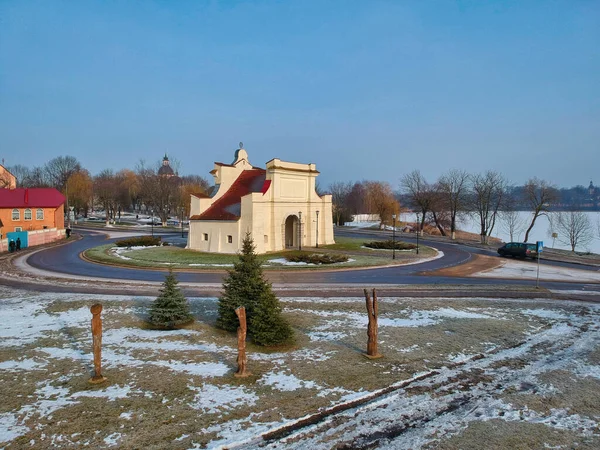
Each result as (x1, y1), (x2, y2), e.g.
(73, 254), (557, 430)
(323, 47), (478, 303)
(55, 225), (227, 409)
(187, 147), (334, 254)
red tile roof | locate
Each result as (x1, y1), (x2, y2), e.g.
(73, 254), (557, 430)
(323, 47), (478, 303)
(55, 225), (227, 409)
(260, 180), (271, 195)
(191, 169), (266, 221)
(0, 188), (65, 208)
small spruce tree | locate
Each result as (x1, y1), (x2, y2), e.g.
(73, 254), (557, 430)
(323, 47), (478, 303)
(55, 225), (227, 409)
(251, 289), (293, 346)
(217, 232), (293, 346)
(148, 269), (194, 329)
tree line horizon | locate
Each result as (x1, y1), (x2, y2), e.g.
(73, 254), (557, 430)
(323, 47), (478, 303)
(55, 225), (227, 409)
(2, 156), (598, 250)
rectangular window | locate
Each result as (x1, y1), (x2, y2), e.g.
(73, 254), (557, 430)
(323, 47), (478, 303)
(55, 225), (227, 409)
(203, 233), (208, 241)
(227, 235), (233, 244)
(15, 227), (22, 232)
(36, 209), (44, 220)
(264, 235), (268, 244)
(12, 209), (19, 221)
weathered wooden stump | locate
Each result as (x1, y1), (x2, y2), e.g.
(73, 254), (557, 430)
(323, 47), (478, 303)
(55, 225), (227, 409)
(234, 306), (251, 378)
(89, 303), (107, 384)
(364, 288), (383, 359)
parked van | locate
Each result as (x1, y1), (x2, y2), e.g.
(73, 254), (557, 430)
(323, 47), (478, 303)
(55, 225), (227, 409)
(497, 243), (538, 259)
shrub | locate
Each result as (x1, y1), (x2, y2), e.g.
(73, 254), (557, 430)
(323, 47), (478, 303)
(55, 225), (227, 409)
(148, 269), (193, 329)
(217, 233), (293, 346)
(115, 236), (162, 247)
(364, 240), (417, 250)
(286, 251), (349, 264)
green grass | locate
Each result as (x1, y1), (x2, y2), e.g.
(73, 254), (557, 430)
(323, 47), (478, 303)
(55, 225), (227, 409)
(83, 243), (434, 270)
(322, 236), (368, 251)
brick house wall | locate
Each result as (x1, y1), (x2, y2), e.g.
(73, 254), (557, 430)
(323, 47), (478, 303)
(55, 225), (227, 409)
(0, 205), (65, 234)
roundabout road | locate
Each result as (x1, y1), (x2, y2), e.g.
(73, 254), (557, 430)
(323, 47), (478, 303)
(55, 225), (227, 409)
(21, 227), (600, 292)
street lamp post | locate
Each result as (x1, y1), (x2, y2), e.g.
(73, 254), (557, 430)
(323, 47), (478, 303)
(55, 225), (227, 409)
(392, 214), (396, 260)
(298, 211), (302, 251)
(316, 210), (319, 248)
(416, 212), (420, 255)
(151, 210), (154, 237)
(181, 208), (184, 238)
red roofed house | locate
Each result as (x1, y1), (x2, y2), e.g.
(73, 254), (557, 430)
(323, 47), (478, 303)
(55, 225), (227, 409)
(0, 188), (66, 248)
(188, 145), (334, 254)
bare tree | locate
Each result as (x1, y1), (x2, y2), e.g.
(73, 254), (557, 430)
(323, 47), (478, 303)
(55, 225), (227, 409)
(500, 188), (527, 242)
(500, 209), (527, 242)
(345, 182), (368, 219)
(15, 166), (50, 188)
(522, 178), (559, 242)
(137, 160), (181, 225)
(6, 165), (30, 187)
(328, 181), (353, 226)
(469, 171), (508, 244)
(401, 170), (432, 233)
(94, 170), (117, 226)
(437, 169), (470, 240)
(423, 185), (447, 236)
(548, 211), (594, 252)
(115, 169), (140, 216)
(45, 156), (82, 190)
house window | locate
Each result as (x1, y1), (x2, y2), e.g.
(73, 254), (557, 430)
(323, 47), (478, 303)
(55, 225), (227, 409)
(12, 209), (19, 220)
(36, 209), (44, 220)
(24, 209), (32, 220)
(203, 233), (208, 241)
(264, 235), (268, 244)
(227, 235), (233, 244)
(15, 227), (22, 232)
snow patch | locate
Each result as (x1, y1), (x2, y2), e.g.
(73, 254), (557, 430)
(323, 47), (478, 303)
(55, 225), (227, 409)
(189, 384), (258, 413)
(260, 372), (319, 391)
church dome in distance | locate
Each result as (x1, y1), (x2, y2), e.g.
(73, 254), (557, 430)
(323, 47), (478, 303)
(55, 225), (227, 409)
(158, 153), (175, 176)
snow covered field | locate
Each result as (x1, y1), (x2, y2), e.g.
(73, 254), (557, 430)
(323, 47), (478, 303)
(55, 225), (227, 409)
(1, 288), (599, 449)
(473, 258), (600, 283)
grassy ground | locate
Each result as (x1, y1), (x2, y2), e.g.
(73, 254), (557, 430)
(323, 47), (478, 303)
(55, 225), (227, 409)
(1, 288), (599, 449)
(83, 237), (437, 270)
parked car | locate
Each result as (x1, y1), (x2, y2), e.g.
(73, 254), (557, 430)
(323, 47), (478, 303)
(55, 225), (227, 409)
(497, 242), (538, 259)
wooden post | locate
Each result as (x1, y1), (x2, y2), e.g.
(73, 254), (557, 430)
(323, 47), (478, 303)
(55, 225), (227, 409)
(234, 307), (251, 378)
(364, 288), (383, 359)
(89, 303), (107, 384)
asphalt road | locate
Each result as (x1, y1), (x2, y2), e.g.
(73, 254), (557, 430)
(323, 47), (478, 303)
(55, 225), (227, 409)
(23, 227), (600, 291)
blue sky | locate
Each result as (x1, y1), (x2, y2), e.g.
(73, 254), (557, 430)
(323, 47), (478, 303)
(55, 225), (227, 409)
(1, 0), (598, 188)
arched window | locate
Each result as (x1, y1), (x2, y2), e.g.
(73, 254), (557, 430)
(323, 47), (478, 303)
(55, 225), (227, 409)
(36, 208), (44, 220)
(24, 208), (32, 220)
(12, 209), (19, 220)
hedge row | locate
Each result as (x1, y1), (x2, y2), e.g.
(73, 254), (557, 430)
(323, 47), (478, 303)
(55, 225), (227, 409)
(364, 240), (417, 250)
(286, 251), (349, 265)
(115, 236), (162, 247)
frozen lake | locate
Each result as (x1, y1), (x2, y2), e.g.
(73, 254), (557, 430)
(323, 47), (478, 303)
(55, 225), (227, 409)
(399, 211), (600, 254)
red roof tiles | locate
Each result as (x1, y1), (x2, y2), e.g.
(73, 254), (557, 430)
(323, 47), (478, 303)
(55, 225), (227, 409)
(0, 188), (65, 208)
(193, 169), (266, 221)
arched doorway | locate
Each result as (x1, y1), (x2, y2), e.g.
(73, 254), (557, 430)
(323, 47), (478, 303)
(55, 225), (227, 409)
(284, 215), (299, 248)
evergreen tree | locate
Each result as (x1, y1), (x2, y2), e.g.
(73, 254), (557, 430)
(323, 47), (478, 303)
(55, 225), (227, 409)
(217, 233), (293, 345)
(251, 289), (293, 346)
(148, 269), (194, 328)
